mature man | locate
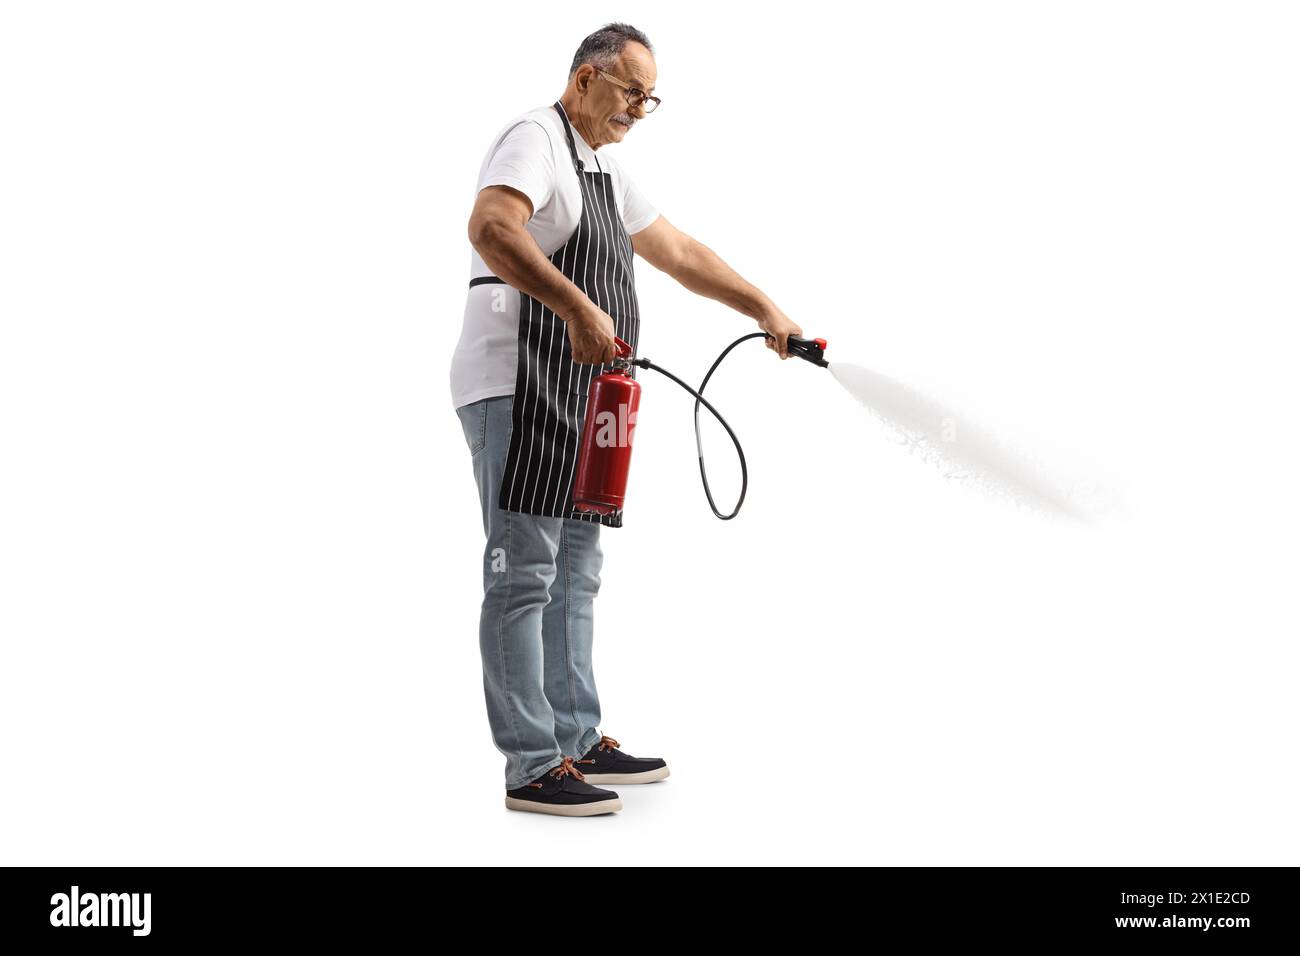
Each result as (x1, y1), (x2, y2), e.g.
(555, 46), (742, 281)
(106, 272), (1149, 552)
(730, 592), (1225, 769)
(451, 23), (801, 816)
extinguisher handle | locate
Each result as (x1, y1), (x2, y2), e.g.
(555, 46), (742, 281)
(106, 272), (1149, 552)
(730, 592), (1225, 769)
(613, 336), (633, 358)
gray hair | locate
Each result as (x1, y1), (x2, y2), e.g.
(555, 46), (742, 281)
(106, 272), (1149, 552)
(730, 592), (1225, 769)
(568, 23), (653, 80)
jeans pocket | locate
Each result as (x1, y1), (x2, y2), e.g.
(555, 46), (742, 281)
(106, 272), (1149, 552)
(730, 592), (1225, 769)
(456, 401), (488, 456)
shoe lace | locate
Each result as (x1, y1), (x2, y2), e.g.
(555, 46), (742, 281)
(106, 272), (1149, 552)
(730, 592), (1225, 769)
(548, 756), (587, 782)
(597, 735), (621, 753)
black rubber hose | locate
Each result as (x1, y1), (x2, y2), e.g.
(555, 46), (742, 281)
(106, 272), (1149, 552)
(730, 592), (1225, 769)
(634, 331), (769, 520)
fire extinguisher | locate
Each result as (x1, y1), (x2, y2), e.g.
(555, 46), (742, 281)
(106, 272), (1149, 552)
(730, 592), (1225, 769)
(572, 336), (641, 516)
(572, 332), (828, 520)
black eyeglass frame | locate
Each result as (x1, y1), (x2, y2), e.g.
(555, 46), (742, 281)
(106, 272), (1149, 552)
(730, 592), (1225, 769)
(595, 69), (661, 114)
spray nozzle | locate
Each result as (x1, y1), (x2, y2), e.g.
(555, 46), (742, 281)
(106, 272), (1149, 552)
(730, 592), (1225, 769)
(774, 334), (829, 368)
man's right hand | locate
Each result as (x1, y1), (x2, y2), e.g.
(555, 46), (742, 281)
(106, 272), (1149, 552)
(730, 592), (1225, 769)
(566, 304), (617, 364)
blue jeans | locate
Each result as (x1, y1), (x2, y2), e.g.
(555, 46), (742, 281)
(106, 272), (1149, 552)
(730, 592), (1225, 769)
(455, 394), (605, 789)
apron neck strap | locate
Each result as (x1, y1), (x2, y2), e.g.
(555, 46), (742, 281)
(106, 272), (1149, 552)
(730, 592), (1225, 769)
(553, 101), (586, 174)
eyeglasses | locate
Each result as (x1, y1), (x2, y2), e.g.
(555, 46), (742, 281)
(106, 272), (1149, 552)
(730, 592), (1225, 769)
(596, 69), (661, 114)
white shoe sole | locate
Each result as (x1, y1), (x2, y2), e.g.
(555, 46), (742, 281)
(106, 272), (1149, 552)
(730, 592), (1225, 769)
(504, 796), (623, 816)
(578, 766), (670, 785)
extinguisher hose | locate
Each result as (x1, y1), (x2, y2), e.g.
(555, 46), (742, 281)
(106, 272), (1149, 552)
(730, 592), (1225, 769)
(632, 331), (769, 520)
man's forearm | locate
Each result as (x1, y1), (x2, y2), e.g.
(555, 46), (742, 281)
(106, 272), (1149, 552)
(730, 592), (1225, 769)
(671, 238), (775, 321)
(471, 221), (593, 323)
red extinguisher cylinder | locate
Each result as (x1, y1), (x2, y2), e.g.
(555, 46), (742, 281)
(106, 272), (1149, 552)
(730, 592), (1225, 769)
(573, 338), (640, 515)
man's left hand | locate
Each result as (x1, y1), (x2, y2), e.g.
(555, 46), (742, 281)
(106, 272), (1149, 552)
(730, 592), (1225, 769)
(757, 307), (803, 360)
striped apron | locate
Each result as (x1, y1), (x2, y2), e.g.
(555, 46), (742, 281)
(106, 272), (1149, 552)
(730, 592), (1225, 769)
(473, 101), (641, 529)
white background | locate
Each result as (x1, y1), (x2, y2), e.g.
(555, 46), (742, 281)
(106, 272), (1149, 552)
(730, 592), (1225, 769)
(2, 1), (1297, 865)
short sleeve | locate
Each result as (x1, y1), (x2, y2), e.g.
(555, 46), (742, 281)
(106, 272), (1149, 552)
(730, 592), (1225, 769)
(620, 171), (659, 236)
(478, 120), (556, 218)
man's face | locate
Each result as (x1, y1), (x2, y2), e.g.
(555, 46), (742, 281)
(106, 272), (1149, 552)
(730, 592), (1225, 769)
(585, 42), (657, 144)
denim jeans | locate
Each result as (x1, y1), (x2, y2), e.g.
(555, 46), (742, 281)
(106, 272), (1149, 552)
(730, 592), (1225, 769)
(455, 394), (605, 789)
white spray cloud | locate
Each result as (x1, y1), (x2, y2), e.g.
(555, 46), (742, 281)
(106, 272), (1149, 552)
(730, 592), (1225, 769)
(830, 362), (1094, 521)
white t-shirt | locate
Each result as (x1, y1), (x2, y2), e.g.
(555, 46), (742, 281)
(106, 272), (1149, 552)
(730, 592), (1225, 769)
(449, 103), (660, 409)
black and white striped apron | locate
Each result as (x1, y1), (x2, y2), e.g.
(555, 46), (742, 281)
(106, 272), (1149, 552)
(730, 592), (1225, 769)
(471, 101), (641, 528)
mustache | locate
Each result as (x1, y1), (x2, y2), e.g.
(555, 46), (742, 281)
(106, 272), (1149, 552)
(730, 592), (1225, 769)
(612, 112), (635, 127)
